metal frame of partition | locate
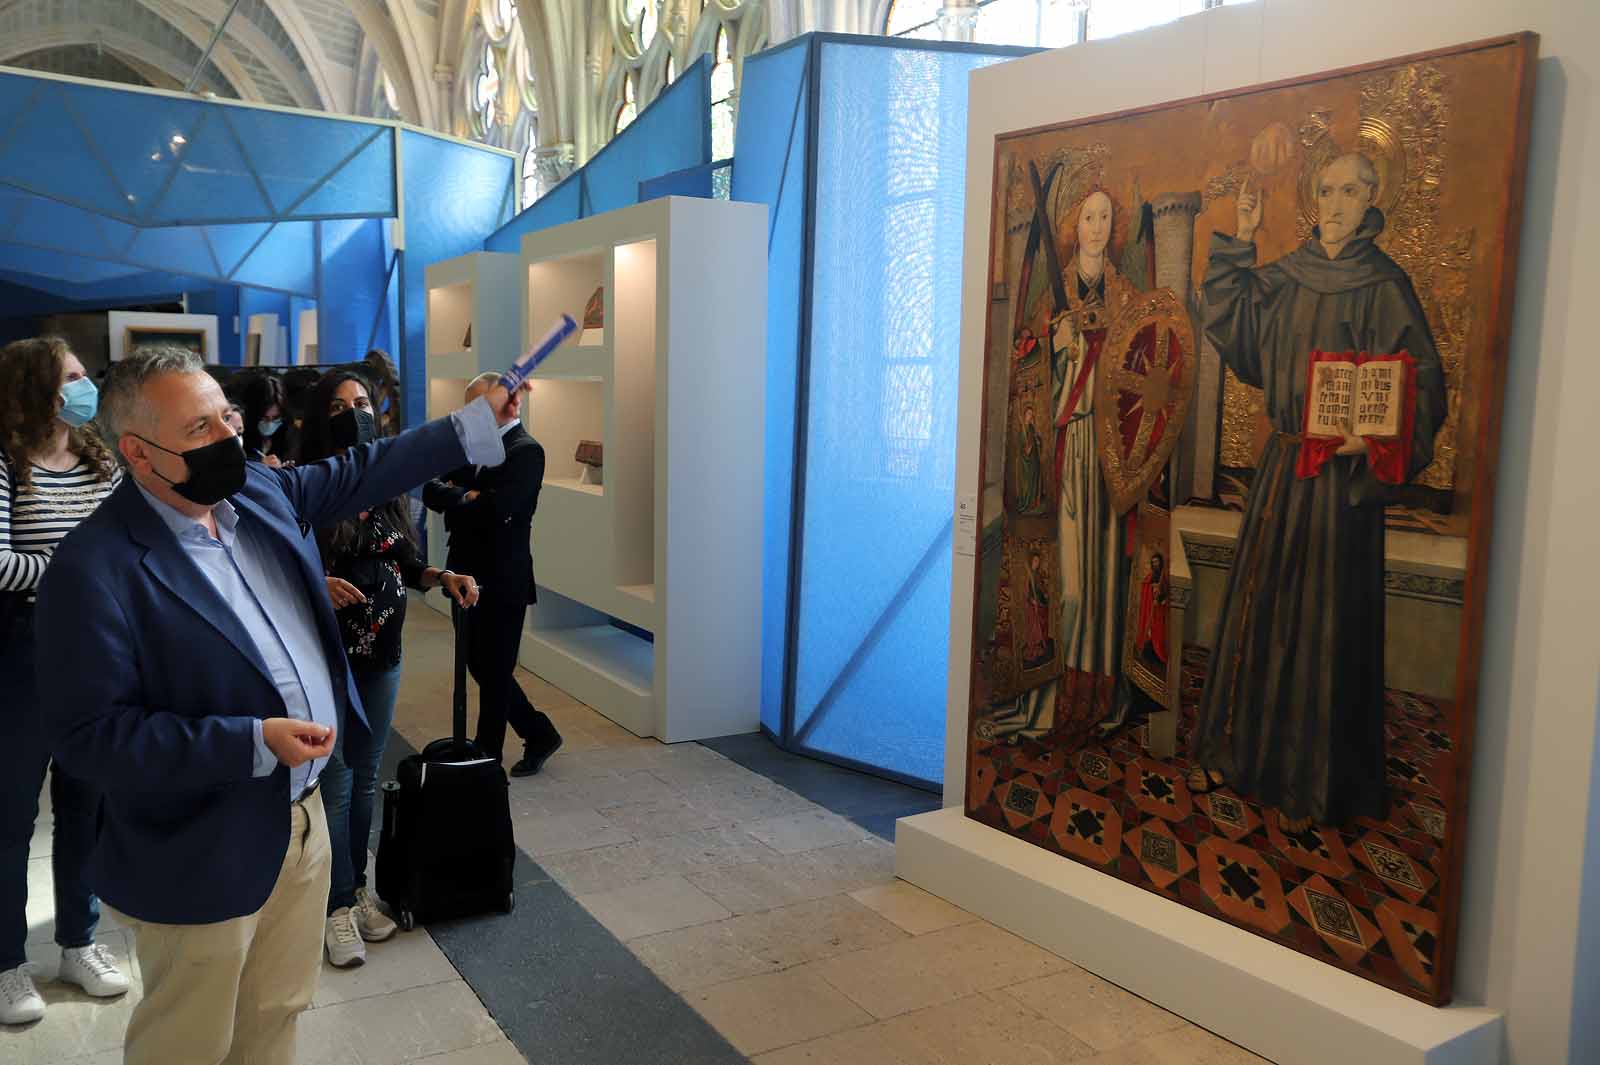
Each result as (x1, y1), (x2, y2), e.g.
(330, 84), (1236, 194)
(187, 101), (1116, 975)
(748, 34), (1037, 792)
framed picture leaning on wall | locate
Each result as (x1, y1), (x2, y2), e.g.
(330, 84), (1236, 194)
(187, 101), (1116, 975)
(966, 32), (1538, 1005)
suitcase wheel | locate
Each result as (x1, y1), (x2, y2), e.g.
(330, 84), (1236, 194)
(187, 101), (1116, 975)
(502, 893), (515, 915)
(398, 909), (416, 932)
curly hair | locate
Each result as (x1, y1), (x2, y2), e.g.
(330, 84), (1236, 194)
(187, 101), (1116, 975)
(0, 337), (116, 490)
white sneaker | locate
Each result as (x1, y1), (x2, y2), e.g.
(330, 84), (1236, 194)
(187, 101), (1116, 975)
(58, 944), (130, 998)
(325, 908), (366, 968)
(0, 965), (45, 1024)
(353, 887), (397, 943)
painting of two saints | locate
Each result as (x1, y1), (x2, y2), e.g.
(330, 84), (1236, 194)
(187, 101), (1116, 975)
(966, 35), (1536, 1004)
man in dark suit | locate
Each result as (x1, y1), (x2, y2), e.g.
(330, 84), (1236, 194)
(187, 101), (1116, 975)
(423, 372), (562, 777)
(35, 347), (518, 1065)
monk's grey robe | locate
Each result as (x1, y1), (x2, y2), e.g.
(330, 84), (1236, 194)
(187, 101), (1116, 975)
(1190, 208), (1447, 825)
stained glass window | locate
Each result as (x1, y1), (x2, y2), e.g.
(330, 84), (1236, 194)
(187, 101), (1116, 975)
(886, 0), (942, 39)
(615, 76), (637, 134)
(484, 0), (517, 40)
(711, 25), (735, 160)
(624, 0), (659, 52)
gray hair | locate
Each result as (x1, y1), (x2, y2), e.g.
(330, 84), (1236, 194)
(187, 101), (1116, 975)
(100, 346), (206, 461)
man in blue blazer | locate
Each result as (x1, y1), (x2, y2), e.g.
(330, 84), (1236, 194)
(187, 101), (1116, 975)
(35, 347), (520, 1065)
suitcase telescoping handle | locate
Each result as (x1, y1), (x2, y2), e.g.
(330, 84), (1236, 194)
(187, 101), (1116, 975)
(451, 598), (469, 744)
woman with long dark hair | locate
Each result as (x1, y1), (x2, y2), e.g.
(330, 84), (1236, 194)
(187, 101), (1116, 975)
(234, 372), (291, 467)
(0, 338), (128, 1023)
(297, 370), (478, 968)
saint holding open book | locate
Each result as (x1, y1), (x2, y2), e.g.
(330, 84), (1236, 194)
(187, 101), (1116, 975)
(1185, 153), (1447, 832)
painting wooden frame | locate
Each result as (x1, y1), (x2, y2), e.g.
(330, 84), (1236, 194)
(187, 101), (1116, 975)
(964, 33), (1538, 1005)
(125, 326), (207, 358)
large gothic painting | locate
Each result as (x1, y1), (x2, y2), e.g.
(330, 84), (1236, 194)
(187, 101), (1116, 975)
(966, 34), (1537, 1005)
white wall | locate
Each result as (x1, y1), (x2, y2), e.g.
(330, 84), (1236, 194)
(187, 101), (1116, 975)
(106, 311), (220, 364)
(948, 3), (1600, 1062)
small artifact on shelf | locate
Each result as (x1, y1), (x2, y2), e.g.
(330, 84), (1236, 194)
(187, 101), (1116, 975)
(581, 286), (604, 346)
(576, 439), (603, 486)
(462, 323), (472, 349)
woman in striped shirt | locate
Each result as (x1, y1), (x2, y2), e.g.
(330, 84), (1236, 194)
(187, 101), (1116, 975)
(0, 337), (128, 1025)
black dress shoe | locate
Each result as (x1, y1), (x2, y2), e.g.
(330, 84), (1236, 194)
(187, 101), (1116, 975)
(509, 735), (563, 778)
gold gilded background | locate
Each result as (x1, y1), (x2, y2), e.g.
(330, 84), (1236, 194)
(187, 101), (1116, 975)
(986, 45), (1522, 528)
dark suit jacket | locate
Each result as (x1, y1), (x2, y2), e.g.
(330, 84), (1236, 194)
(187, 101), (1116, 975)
(422, 423), (542, 605)
(35, 417), (468, 925)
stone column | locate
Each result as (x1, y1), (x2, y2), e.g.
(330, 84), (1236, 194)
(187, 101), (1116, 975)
(938, 0), (980, 42)
(1150, 191), (1219, 505)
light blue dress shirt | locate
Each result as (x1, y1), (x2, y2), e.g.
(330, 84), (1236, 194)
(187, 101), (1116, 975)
(132, 398), (506, 800)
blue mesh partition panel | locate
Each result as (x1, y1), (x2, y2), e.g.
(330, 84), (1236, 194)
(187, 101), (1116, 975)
(125, 226), (222, 278)
(317, 218), (388, 363)
(216, 109), (396, 220)
(789, 41), (1018, 787)
(146, 110), (274, 224)
(638, 162), (714, 202)
(583, 58), (711, 216)
(231, 221), (316, 297)
(732, 39), (812, 740)
(399, 130), (517, 426)
(483, 175), (579, 252)
(0, 246), (146, 285)
(208, 223), (278, 277)
(186, 285), (242, 364)
(0, 78), (130, 221)
(0, 71), (397, 226)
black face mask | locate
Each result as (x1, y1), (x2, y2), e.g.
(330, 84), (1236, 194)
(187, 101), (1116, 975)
(137, 434), (247, 506)
(329, 408), (376, 451)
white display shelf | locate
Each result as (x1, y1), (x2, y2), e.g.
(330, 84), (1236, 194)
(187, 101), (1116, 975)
(423, 250), (521, 580)
(518, 196), (768, 742)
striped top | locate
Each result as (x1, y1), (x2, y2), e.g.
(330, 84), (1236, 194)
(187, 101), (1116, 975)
(1, 456), (121, 600)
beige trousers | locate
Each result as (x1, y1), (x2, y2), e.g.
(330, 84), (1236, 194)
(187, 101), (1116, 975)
(110, 788), (330, 1065)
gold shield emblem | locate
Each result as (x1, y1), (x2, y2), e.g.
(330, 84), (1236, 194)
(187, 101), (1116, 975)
(1094, 289), (1196, 515)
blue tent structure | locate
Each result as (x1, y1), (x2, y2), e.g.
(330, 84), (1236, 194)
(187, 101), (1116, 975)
(0, 66), (517, 428)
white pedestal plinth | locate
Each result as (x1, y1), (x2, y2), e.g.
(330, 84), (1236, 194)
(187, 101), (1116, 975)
(895, 808), (1502, 1065)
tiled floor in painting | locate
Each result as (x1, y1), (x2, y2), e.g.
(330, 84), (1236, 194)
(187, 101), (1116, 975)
(9, 601), (1273, 1065)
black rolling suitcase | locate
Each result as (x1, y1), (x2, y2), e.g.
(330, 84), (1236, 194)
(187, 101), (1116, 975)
(376, 602), (515, 930)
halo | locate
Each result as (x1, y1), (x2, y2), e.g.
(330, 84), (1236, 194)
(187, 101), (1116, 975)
(1297, 117), (1406, 227)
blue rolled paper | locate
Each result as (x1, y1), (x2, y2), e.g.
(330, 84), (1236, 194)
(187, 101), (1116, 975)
(498, 313), (578, 393)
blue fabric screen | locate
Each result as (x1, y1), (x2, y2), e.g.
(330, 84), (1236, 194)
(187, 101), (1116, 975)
(732, 38), (812, 741)
(742, 36), (1032, 789)
(483, 58), (711, 253)
(398, 129), (517, 426)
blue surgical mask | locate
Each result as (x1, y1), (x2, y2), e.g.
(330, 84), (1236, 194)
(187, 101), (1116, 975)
(58, 377), (98, 428)
(258, 418), (283, 439)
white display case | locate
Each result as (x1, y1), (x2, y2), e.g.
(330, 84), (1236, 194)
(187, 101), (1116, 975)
(518, 196), (767, 743)
(422, 251), (520, 573)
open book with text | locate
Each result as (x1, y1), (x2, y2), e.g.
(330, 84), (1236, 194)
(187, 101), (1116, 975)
(1304, 354), (1408, 440)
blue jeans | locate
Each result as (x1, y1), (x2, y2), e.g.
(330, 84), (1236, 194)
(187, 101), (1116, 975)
(0, 606), (100, 970)
(322, 663), (402, 914)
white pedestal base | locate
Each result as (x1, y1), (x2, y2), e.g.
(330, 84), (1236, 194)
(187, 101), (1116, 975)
(895, 808), (1503, 1065)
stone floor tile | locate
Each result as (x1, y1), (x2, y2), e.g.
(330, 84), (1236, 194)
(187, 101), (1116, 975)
(9, 932), (140, 1065)
(628, 920), (778, 992)
(682, 780), (826, 823)
(1132, 1025), (1273, 1064)
(294, 981), (504, 1065)
(848, 881), (979, 936)
(597, 797), (730, 838)
(540, 825), (775, 896)
(688, 966), (874, 1056)
(508, 808), (635, 857)
(685, 839), (895, 916)
(310, 926), (462, 1008)
(742, 810), (876, 854)
(810, 920), (1071, 1019)
(1004, 968), (1190, 1052)
(575, 874), (732, 941)
(754, 990), (1098, 1065)
(402, 1037), (529, 1064)
(725, 894), (908, 969)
